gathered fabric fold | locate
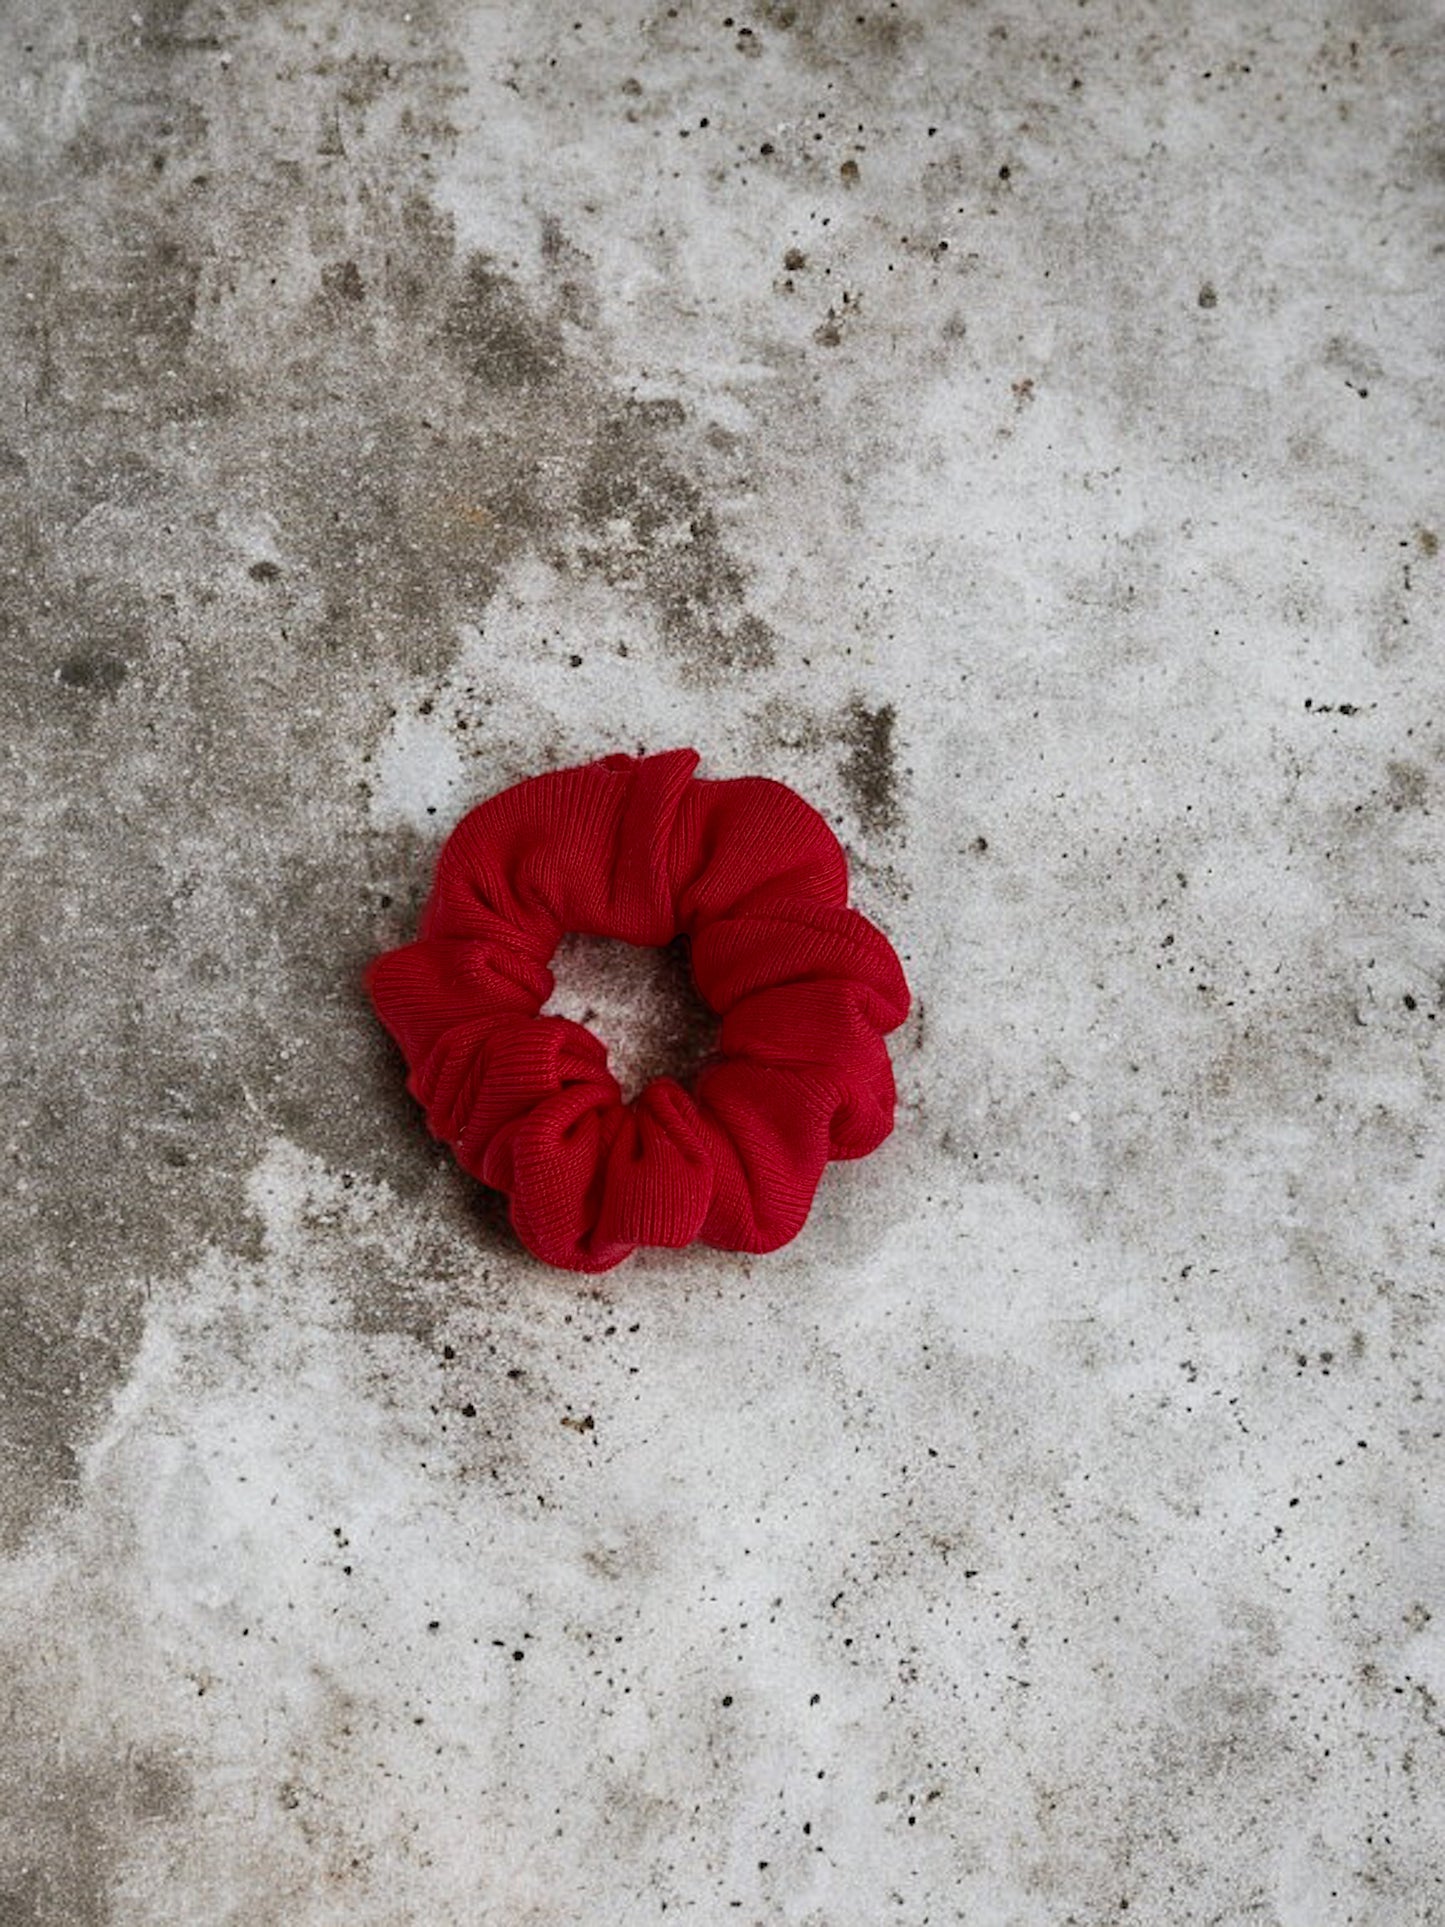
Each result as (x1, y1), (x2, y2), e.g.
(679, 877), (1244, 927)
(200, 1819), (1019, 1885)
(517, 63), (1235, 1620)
(366, 746), (910, 1273)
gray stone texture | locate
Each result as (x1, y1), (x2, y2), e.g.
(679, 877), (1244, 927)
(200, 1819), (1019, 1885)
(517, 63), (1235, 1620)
(1, 0), (1442, 1921)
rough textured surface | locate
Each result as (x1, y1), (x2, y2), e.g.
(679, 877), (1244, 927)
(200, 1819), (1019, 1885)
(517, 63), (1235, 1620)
(1, 0), (1441, 1920)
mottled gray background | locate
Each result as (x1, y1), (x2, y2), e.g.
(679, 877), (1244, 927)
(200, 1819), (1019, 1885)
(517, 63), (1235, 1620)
(2, 0), (1443, 1921)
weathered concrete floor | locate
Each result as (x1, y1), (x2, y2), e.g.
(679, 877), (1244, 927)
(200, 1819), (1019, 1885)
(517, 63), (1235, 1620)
(1, 1), (1442, 1921)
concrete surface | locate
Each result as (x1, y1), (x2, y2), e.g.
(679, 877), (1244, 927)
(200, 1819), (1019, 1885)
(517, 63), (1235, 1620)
(2, 0), (1443, 1920)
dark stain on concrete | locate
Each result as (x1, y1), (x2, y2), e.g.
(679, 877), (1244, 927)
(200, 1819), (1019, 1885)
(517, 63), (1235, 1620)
(0, 1762), (115, 1927)
(320, 258), (366, 304)
(442, 252), (566, 388)
(56, 653), (129, 695)
(137, 0), (220, 57)
(1383, 758), (1428, 813)
(0, 1736), (189, 1920)
(5, 578), (147, 727)
(573, 403), (778, 681)
(839, 698), (902, 835)
(0, 0), (785, 1546)
(763, 0), (924, 68)
(126, 1747), (193, 1822)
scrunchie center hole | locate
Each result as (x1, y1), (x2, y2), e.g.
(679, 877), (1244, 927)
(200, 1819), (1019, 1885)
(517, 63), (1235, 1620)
(543, 932), (717, 1101)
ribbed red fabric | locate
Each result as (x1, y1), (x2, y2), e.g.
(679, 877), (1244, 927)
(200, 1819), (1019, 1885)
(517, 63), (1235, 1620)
(366, 747), (910, 1273)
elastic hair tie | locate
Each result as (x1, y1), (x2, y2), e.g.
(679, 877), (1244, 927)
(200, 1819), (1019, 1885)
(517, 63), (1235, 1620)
(366, 747), (911, 1273)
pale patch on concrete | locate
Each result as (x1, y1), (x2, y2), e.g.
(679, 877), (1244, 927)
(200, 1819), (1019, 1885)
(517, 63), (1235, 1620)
(5, 1137), (1440, 1923)
(365, 556), (694, 835)
(370, 702), (469, 831)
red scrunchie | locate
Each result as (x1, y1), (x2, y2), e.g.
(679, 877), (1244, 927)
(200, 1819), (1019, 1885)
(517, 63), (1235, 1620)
(366, 747), (910, 1273)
